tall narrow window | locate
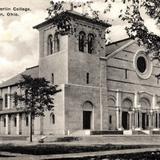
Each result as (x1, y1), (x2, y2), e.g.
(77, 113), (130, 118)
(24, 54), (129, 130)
(5, 94), (8, 108)
(47, 34), (53, 55)
(125, 69), (128, 79)
(4, 117), (6, 127)
(86, 72), (89, 84)
(26, 115), (29, 126)
(88, 33), (94, 54)
(109, 115), (112, 124)
(138, 112), (140, 128)
(54, 33), (60, 52)
(79, 31), (86, 52)
(50, 113), (55, 124)
(51, 73), (54, 84)
(14, 117), (17, 127)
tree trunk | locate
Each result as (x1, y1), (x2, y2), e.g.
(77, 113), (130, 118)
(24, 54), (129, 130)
(29, 113), (32, 142)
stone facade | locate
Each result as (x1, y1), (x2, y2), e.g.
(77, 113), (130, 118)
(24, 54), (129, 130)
(0, 11), (159, 136)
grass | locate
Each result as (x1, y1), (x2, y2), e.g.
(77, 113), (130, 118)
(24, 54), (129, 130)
(0, 143), (154, 155)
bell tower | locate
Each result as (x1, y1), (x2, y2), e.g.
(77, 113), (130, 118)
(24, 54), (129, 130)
(33, 11), (111, 133)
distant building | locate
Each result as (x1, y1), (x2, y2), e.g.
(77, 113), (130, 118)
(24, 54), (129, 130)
(0, 11), (160, 136)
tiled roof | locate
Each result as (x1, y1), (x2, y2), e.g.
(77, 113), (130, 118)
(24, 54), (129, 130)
(33, 10), (111, 29)
(0, 66), (39, 88)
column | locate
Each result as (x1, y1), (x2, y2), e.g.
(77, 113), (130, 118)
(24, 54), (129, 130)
(5, 114), (9, 135)
(152, 94), (156, 130)
(157, 112), (160, 129)
(139, 110), (142, 129)
(116, 90), (122, 130)
(16, 113), (20, 135)
(119, 109), (122, 129)
(149, 110), (153, 130)
(129, 111), (132, 130)
(7, 87), (11, 109)
(132, 109), (135, 129)
(134, 92), (139, 130)
(116, 107), (119, 129)
(134, 92), (138, 109)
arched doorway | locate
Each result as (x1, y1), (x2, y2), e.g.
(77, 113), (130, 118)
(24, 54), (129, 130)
(139, 98), (150, 130)
(82, 101), (93, 130)
(122, 98), (133, 130)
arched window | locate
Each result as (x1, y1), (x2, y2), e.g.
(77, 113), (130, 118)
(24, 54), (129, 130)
(88, 33), (94, 54)
(50, 113), (55, 124)
(79, 31), (86, 52)
(54, 33), (60, 53)
(47, 34), (53, 55)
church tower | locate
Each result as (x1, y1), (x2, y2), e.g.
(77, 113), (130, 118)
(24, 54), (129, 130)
(33, 11), (110, 134)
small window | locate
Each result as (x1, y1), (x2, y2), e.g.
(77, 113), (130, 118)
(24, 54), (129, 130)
(54, 33), (60, 52)
(51, 73), (54, 84)
(26, 116), (29, 126)
(86, 72), (89, 84)
(109, 115), (112, 124)
(157, 78), (159, 85)
(14, 117), (17, 127)
(5, 94), (8, 108)
(88, 33), (94, 54)
(4, 117), (6, 127)
(79, 31), (86, 52)
(50, 114), (55, 124)
(125, 69), (128, 79)
(47, 34), (53, 55)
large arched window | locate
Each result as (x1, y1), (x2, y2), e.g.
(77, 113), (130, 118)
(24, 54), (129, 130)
(54, 33), (60, 53)
(47, 34), (53, 55)
(79, 31), (86, 52)
(88, 33), (94, 54)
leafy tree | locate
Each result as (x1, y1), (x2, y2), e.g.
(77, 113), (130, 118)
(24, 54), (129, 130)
(14, 74), (61, 142)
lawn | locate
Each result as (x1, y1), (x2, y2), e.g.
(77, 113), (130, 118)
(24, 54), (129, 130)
(0, 143), (156, 155)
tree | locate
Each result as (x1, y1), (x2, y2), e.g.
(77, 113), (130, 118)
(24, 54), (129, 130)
(46, 0), (160, 60)
(14, 74), (61, 142)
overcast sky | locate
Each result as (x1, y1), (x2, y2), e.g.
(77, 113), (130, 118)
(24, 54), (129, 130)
(0, 0), (157, 83)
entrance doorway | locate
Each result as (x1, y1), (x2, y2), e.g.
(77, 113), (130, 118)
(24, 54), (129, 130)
(142, 113), (148, 130)
(122, 111), (129, 130)
(83, 111), (92, 129)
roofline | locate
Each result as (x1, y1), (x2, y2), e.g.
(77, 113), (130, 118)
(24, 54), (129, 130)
(0, 65), (39, 89)
(26, 65), (39, 70)
(101, 39), (135, 61)
(106, 37), (132, 47)
(33, 10), (111, 29)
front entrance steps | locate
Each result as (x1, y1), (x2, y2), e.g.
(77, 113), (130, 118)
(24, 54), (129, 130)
(70, 129), (157, 136)
(70, 130), (91, 136)
(123, 130), (150, 135)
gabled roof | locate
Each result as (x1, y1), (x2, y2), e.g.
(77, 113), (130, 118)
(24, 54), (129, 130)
(33, 10), (111, 30)
(105, 38), (132, 56)
(0, 66), (39, 89)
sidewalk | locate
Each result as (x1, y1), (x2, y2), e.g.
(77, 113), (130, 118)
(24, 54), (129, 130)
(1, 147), (160, 160)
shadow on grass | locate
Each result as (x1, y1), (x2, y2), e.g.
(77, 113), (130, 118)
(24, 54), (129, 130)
(0, 143), (156, 155)
(42, 151), (160, 160)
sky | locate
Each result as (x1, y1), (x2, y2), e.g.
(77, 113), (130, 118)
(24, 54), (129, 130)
(0, 0), (158, 83)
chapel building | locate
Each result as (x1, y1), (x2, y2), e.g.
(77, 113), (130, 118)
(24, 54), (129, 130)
(0, 11), (160, 136)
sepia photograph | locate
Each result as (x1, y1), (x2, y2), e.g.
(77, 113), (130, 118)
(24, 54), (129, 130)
(0, 0), (160, 159)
